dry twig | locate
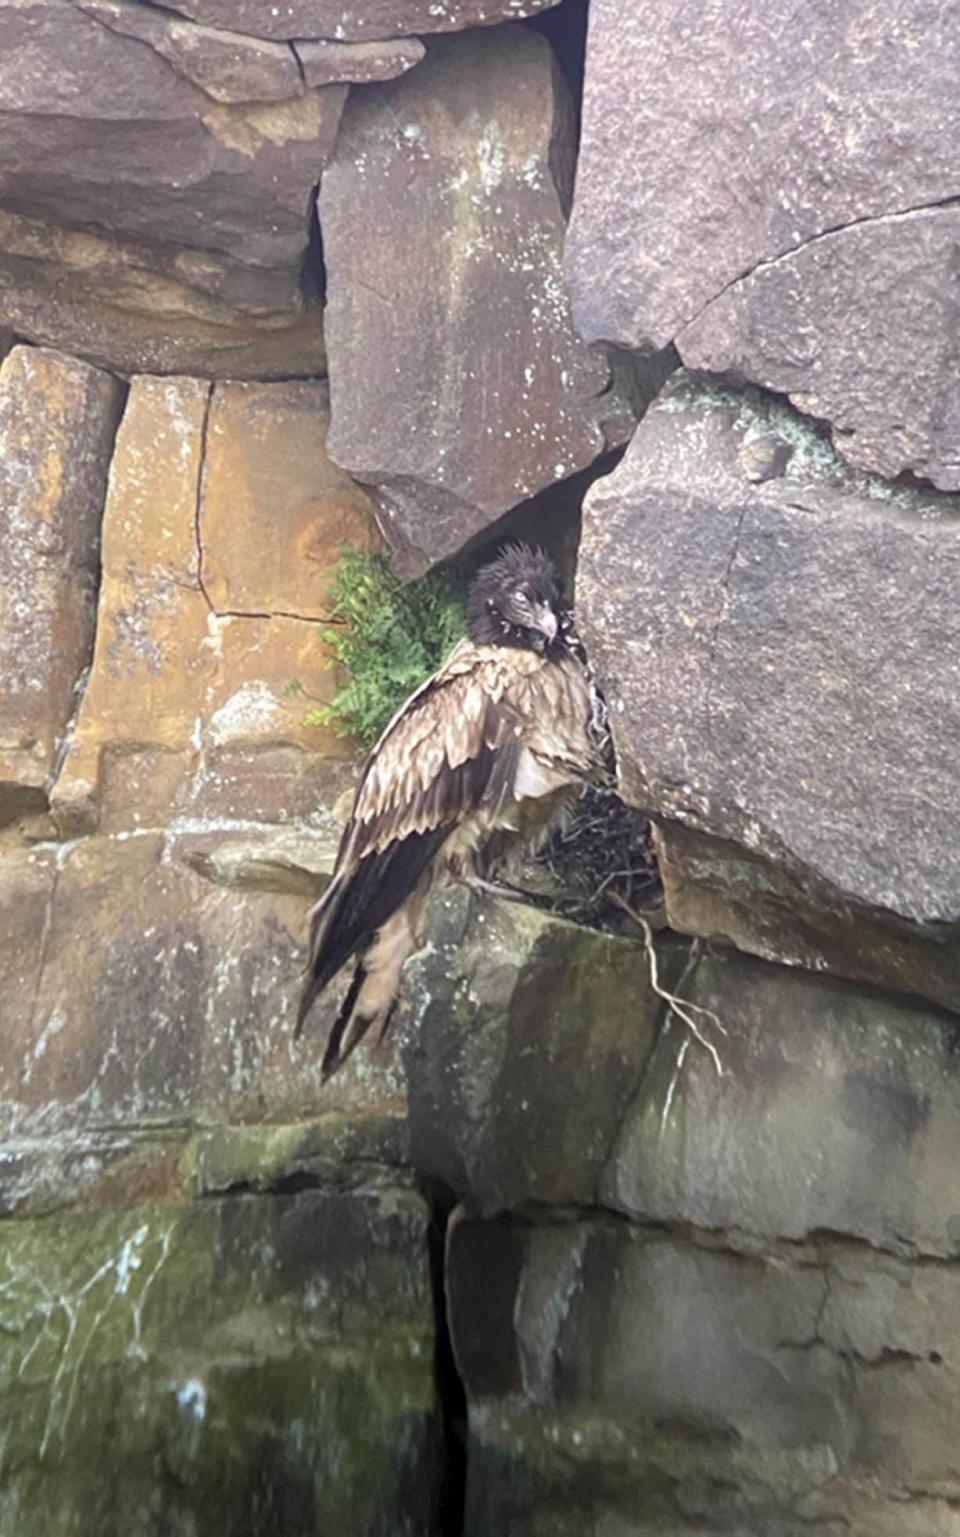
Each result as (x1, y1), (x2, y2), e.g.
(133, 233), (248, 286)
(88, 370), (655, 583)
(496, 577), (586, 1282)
(610, 891), (726, 1078)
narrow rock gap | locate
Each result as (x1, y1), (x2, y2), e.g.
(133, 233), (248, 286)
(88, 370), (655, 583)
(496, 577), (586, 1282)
(288, 40), (307, 89)
(525, 0), (589, 143)
(300, 183), (327, 309)
(46, 374), (129, 809)
(211, 606), (332, 624)
(456, 445), (625, 593)
(193, 380), (215, 611)
(423, 1181), (468, 1537)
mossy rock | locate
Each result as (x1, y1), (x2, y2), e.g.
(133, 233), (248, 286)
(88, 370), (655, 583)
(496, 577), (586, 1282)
(0, 1187), (441, 1536)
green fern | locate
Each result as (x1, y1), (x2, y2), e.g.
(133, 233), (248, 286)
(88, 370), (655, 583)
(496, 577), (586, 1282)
(292, 548), (466, 747)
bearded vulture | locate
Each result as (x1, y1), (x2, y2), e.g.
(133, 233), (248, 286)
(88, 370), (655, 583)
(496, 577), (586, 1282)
(296, 544), (606, 1077)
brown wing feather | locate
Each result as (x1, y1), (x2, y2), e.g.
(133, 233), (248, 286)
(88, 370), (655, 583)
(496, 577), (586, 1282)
(297, 643), (543, 1035)
(336, 640), (532, 866)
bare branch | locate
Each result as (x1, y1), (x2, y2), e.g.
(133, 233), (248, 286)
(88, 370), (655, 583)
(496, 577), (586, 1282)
(611, 892), (725, 1078)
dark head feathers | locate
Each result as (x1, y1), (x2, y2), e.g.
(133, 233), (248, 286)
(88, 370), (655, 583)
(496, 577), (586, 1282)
(466, 543), (562, 653)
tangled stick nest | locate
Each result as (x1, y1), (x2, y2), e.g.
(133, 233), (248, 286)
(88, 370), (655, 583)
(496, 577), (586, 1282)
(519, 785), (663, 932)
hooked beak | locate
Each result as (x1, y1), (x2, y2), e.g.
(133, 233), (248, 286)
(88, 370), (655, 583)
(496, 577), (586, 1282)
(533, 603), (558, 645)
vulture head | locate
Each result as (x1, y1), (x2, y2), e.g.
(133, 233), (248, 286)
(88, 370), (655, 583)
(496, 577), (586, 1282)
(466, 543), (561, 654)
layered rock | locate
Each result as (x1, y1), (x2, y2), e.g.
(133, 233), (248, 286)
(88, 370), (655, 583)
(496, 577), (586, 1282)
(161, 0), (561, 42)
(404, 895), (960, 1257)
(51, 374), (373, 834)
(1, 818), (403, 1217)
(0, 345), (123, 824)
(654, 819), (960, 1018)
(577, 373), (960, 1002)
(396, 900), (960, 1534)
(0, 0), (345, 375)
(601, 946), (960, 1258)
(2, 0), (958, 1527)
(294, 37), (426, 85)
(0, 0), (345, 265)
(449, 1217), (960, 1536)
(321, 26), (612, 573)
(565, 0), (960, 487)
(0, 206), (327, 381)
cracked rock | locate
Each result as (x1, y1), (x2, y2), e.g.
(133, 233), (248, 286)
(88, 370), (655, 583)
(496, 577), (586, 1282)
(578, 372), (960, 933)
(448, 1213), (960, 1535)
(320, 26), (612, 573)
(565, 0), (960, 351)
(199, 379), (380, 620)
(0, 346), (124, 825)
(50, 374), (366, 834)
(0, 0), (345, 269)
(679, 205), (960, 490)
(0, 206), (328, 381)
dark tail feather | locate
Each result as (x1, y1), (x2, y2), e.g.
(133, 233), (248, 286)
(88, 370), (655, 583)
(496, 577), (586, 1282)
(295, 828), (451, 1044)
(320, 962), (368, 1079)
(294, 874), (344, 1040)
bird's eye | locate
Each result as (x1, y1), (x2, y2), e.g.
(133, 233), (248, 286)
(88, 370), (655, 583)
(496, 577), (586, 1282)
(513, 588), (530, 606)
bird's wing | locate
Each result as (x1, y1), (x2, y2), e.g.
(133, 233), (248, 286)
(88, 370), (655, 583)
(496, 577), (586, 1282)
(298, 641), (540, 1030)
(337, 638), (532, 866)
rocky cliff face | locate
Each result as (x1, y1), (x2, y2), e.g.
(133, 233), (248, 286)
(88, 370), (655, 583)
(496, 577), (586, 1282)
(1, 2), (959, 1534)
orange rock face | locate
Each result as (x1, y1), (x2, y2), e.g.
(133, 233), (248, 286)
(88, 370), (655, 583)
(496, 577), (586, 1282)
(51, 374), (379, 835)
(200, 378), (380, 620)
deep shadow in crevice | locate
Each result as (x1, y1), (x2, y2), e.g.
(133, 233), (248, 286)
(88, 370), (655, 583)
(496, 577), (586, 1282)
(423, 1180), (468, 1537)
(453, 444), (626, 602)
(525, 0), (590, 140)
(300, 183), (326, 308)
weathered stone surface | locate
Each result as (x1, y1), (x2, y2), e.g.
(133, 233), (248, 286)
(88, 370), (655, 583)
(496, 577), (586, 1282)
(565, 0), (960, 351)
(321, 27), (611, 573)
(51, 375), (371, 833)
(0, 207), (327, 381)
(578, 375), (960, 931)
(0, 346), (123, 824)
(294, 36), (426, 85)
(163, 0), (560, 42)
(0, 833), (404, 1147)
(655, 820), (960, 1016)
(200, 379), (380, 619)
(77, 0), (302, 102)
(0, 0), (342, 375)
(404, 889), (960, 1255)
(448, 1216), (960, 1535)
(679, 207), (960, 491)
(603, 946), (960, 1258)
(175, 822), (340, 897)
(0, 1187), (439, 1534)
(404, 887), (686, 1215)
(0, 0), (344, 268)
